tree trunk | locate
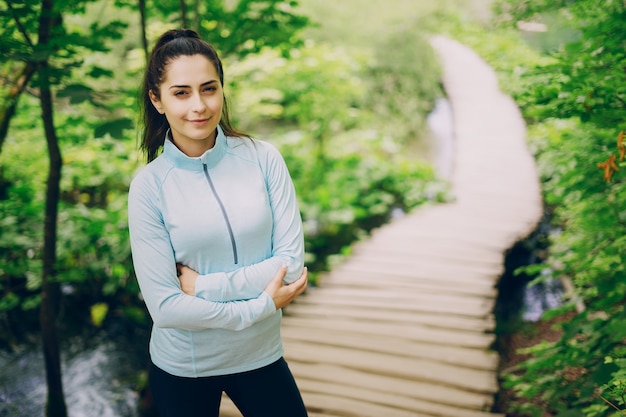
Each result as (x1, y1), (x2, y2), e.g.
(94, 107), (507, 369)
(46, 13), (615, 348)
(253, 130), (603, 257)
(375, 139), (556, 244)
(37, 0), (67, 416)
(39, 59), (67, 417)
(138, 0), (148, 63)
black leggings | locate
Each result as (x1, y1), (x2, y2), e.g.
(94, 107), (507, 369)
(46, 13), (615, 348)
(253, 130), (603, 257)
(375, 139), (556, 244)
(149, 357), (308, 417)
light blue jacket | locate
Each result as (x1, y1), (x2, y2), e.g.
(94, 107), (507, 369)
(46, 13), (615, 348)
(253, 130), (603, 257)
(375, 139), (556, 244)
(128, 126), (304, 377)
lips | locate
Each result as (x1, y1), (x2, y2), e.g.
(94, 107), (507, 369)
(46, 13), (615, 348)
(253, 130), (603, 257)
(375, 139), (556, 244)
(189, 118), (209, 126)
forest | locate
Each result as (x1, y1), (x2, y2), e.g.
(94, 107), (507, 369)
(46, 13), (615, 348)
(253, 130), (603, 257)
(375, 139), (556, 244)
(0, 0), (624, 416)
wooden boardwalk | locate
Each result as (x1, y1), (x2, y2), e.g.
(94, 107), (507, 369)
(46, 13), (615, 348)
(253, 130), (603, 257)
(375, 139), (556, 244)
(222, 37), (543, 416)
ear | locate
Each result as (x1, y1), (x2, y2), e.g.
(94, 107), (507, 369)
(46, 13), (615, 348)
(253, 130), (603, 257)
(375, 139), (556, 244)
(149, 90), (164, 114)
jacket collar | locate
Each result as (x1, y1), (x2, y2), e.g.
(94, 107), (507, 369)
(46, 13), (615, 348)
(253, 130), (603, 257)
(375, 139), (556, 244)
(162, 126), (227, 171)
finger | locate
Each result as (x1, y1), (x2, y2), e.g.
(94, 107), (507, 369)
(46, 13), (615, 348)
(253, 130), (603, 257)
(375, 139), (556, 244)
(266, 265), (288, 294)
(296, 267), (308, 285)
(272, 265), (288, 282)
(292, 267), (308, 294)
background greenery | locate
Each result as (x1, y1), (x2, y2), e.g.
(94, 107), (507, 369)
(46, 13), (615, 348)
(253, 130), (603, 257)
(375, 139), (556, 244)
(3, 0), (625, 416)
(440, 1), (626, 416)
(0, 0), (452, 353)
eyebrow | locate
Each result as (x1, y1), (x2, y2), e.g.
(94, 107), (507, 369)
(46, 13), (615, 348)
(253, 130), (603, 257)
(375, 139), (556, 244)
(169, 80), (218, 89)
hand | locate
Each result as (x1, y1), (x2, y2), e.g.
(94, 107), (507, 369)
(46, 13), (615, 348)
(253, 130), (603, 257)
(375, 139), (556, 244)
(177, 263), (199, 296)
(264, 266), (308, 310)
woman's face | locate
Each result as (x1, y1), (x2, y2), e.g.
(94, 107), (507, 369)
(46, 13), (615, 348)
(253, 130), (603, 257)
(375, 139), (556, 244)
(150, 54), (224, 156)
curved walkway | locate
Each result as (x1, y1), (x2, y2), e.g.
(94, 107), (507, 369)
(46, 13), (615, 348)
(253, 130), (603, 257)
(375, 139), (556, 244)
(224, 37), (543, 416)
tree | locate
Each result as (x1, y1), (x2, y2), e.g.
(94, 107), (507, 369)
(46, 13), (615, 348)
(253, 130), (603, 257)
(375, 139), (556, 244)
(1, 1), (127, 414)
(146, 0), (309, 58)
(2, 1), (69, 415)
(491, 1), (626, 415)
(36, 1), (67, 413)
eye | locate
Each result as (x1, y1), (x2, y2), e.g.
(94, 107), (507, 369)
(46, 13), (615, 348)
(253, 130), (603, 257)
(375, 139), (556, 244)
(173, 90), (188, 97)
(203, 86), (217, 93)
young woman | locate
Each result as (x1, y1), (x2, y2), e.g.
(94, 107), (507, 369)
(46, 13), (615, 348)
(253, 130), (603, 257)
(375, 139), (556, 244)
(128, 28), (309, 417)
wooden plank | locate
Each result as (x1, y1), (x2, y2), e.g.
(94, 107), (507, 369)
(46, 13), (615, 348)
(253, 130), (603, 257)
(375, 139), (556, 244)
(289, 362), (496, 411)
(285, 302), (496, 332)
(282, 326), (497, 369)
(319, 269), (498, 296)
(282, 316), (495, 350)
(318, 277), (497, 298)
(341, 253), (504, 278)
(297, 379), (502, 417)
(292, 288), (496, 319)
(283, 341), (500, 394)
(304, 285), (495, 308)
(299, 392), (431, 417)
(315, 264), (498, 296)
(332, 260), (503, 287)
(352, 245), (505, 269)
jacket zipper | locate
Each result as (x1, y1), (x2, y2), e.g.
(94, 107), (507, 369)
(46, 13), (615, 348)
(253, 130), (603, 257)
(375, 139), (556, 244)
(203, 164), (238, 264)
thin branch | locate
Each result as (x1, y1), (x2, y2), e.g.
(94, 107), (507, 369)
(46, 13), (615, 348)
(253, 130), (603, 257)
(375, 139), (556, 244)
(598, 394), (626, 415)
(179, 0), (188, 28)
(6, 1), (34, 48)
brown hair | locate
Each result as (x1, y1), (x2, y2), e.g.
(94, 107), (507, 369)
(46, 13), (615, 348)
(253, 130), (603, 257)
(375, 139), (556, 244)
(139, 29), (249, 162)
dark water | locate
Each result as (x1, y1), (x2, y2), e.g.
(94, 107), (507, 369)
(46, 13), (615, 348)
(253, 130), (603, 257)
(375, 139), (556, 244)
(520, 274), (563, 322)
(493, 215), (564, 327)
(0, 325), (149, 417)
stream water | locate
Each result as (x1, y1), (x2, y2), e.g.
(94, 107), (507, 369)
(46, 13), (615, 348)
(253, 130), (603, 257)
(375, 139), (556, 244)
(0, 324), (150, 417)
(427, 97), (455, 180)
(0, 96), (562, 417)
(495, 216), (564, 325)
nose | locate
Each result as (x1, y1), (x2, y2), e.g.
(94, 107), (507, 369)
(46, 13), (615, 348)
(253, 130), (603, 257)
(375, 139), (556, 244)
(191, 92), (207, 113)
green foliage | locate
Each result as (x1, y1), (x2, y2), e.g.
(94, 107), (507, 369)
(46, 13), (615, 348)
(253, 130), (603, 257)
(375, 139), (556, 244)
(228, 43), (366, 160)
(228, 27), (443, 157)
(1, 0), (127, 81)
(454, 1), (626, 416)
(275, 130), (448, 275)
(0, 0), (447, 348)
(0, 97), (48, 327)
(225, 32), (448, 276)
(367, 26), (443, 141)
(494, 0), (626, 126)
(55, 135), (137, 297)
(0, 94), (140, 340)
(140, 0), (308, 58)
(505, 119), (626, 417)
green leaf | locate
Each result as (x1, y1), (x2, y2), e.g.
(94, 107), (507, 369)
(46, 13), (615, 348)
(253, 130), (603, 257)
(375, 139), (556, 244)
(57, 83), (96, 104)
(86, 66), (114, 79)
(94, 118), (134, 139)
(90, 302), (109, 327)
(592, 362), (620, 385)
(0, 292), (20, 312)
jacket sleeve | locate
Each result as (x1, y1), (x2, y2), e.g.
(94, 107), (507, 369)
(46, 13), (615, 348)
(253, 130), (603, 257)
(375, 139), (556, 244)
(128, 172), (276, 331)
(194, 142), (305, 302)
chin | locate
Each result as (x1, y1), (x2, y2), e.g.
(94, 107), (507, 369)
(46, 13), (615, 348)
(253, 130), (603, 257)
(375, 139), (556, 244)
(190, 131), (215, 141)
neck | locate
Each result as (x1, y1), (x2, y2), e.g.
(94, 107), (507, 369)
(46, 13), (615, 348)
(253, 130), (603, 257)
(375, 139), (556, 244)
(170, 130), (217, 157)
